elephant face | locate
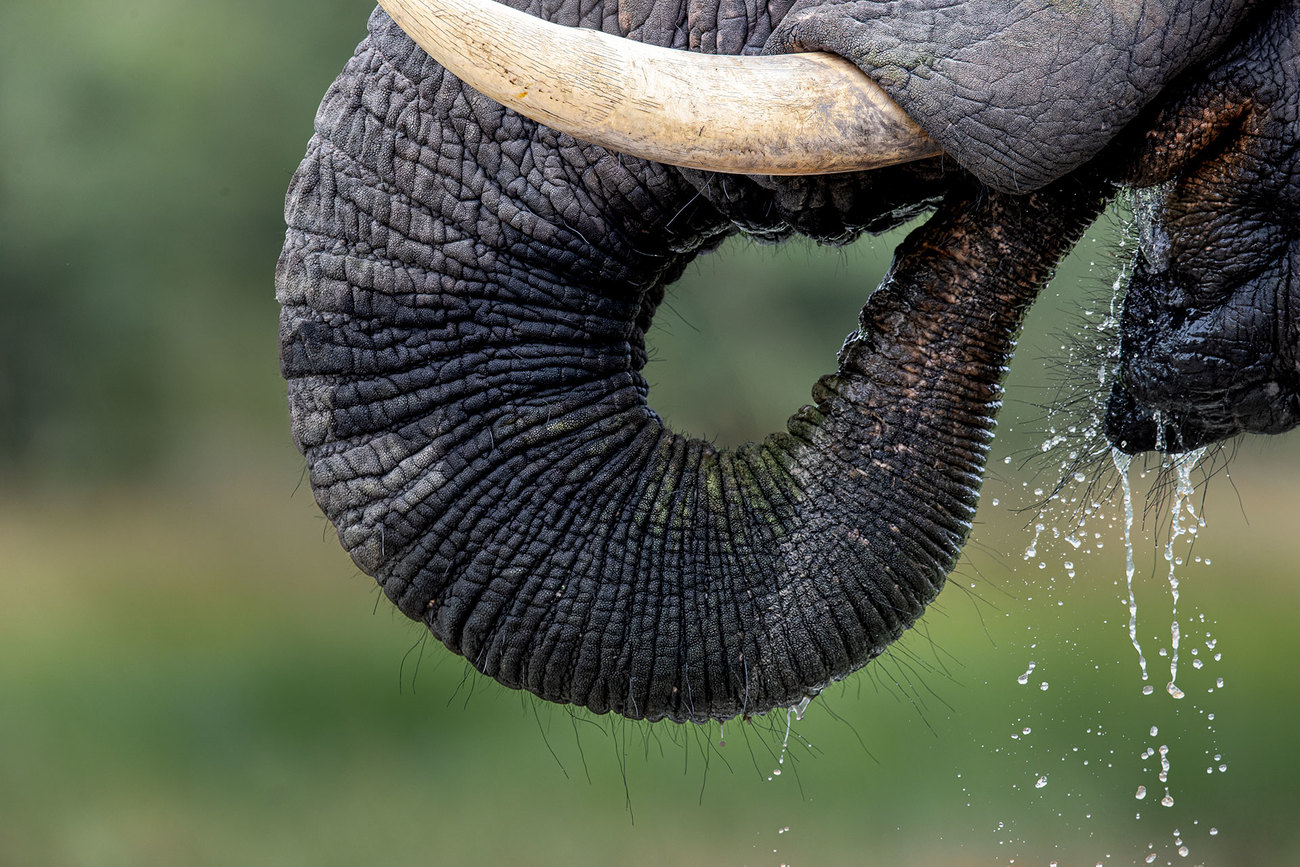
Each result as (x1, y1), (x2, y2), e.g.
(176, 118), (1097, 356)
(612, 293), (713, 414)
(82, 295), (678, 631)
(278, 0), (1297, 722)
(1106, 1), (1300, 452)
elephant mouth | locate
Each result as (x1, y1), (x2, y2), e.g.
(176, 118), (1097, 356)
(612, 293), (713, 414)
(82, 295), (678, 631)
(1104, 243), (1300, 455)
(375, 0), (942, 175)
(1104, 377), (1300, 455)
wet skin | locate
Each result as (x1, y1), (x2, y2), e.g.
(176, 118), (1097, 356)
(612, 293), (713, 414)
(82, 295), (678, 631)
(1106, 1), (1300, 454)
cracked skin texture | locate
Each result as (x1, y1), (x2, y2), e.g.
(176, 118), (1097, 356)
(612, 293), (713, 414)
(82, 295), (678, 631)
(278, 3), (1295, 721)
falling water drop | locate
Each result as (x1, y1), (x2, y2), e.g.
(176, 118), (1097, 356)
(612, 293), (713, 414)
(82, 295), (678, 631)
(1113, 449), (1149, 684)
(1164, 447), (1207, 700)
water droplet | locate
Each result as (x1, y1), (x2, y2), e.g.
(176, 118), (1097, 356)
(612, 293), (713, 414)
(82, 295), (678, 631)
(1113, 449), (1149, 683)
(1039, 681), (1049, 691)
(1017, 661), (1036, 685)
(1162, 449), (1205, 701)
(1161, 794), (1175, 807)
(1035, 775), (1048, 789)
(1136, 785), (1147, 799)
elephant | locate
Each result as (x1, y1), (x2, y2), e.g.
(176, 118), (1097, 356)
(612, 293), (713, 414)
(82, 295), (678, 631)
(276, 0), (1299, 723)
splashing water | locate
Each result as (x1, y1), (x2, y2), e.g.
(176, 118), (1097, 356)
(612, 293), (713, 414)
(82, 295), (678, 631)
(1112, 445), (1209, 698)
(1164, 448), (1207, 700)
(987, 208), (1237, 864)
(1111, 445), (1214, 826)
(767, 697), (813, 780)
(1158, 743), (1174, 806)
(1112, 448), (1149, 686)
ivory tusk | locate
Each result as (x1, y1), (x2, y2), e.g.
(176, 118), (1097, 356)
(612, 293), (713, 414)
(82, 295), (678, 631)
(375, 0), (941, 175)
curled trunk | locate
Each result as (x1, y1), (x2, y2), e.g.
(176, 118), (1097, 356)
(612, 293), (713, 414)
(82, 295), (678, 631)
(278, 13), (1106, 723)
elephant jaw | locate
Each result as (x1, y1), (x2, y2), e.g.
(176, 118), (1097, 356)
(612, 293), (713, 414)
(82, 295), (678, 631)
(375, 0), (941, 175)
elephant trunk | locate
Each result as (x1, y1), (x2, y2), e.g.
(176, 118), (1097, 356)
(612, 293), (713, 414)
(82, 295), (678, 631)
(281, 188), (1101, 723)
(278, 18), (1104, 723)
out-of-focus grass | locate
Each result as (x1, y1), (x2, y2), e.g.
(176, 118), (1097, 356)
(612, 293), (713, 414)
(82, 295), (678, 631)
(5, 1), (1300, 863)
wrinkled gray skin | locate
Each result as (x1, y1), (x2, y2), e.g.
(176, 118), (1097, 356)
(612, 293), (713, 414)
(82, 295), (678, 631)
(278, 1), (1297, 722)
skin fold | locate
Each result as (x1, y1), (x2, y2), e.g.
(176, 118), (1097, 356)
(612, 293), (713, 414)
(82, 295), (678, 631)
(278, 2), (1296, 721)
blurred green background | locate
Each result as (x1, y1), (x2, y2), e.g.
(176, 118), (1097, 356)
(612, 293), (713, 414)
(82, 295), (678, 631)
(3, 2), (1298, 865)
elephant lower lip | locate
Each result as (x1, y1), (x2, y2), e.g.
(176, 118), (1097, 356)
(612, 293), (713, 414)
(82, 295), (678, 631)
(1105, 389), (1177, 454)
(1104, 388), (1235, 455)
(1104, 393), (1162, 455)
